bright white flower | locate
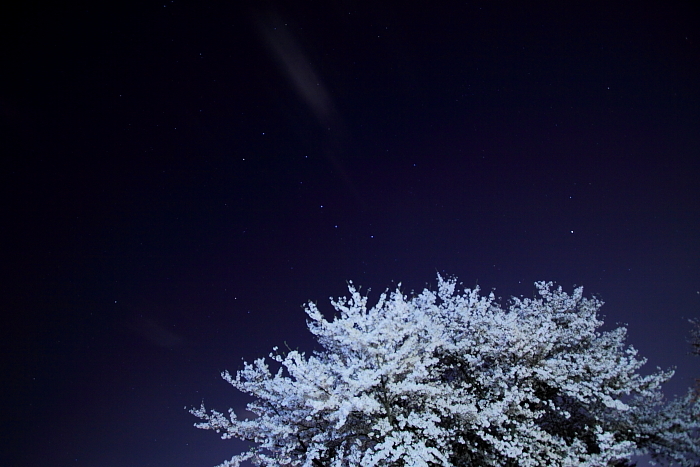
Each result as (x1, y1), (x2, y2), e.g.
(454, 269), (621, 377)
(191, 274), (700, 467)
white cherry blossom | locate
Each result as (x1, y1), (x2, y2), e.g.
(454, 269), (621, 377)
(191, 275), (700, 466)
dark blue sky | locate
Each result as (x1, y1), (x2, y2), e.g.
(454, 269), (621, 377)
(2, 1), (699, 466)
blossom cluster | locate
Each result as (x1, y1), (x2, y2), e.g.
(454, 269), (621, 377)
(191, 275), (699, 466)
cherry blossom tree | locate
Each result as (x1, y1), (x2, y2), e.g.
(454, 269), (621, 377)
(190, 275), (700, 467)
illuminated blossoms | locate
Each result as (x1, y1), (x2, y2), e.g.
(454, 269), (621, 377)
(191, 275), (699, 466)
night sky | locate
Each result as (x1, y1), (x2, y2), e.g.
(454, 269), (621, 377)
(2, 1), (699, 466)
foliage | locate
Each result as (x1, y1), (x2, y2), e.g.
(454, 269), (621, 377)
(191, 275), (700, 466)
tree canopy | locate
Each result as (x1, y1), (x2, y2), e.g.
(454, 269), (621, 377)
(191, 275), (700, 466)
